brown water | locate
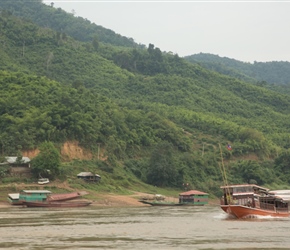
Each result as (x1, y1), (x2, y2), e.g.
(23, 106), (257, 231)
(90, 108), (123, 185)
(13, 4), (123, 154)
(1, 205), (290, 249)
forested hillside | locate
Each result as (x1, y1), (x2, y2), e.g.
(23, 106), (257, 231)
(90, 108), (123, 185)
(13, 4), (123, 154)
(1, 2), (290, 194)
(0, 0), (141, 48)
(185, 53), (290, 86)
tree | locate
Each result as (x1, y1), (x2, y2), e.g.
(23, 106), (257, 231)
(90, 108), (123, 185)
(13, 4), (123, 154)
(31, 141), (61, 179)
(146, 142), (177, 187)
(92, 35), (99, 51)
(16, 149), (23, 164)
(274, 149), (290, 183)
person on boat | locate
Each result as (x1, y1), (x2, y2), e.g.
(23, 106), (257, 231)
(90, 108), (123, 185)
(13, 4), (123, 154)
(226, 194), (232, 205)
(246, 198), (252, 207)
(254, 197), (260, 208)
(233, 197), (239, 205)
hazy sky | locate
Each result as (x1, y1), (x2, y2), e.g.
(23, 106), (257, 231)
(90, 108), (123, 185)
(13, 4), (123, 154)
(43, 1), (290, 63)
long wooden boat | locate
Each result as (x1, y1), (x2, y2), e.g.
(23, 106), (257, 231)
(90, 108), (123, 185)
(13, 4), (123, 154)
(220, 184), (290, 219)
(140, 200), (206, 206)
(8, 191), (83, 205)
(221, 204), (289, 218)
(139, 189), (209, 207)
(139, 200), (182, 206)
(23, 201), (92, 208)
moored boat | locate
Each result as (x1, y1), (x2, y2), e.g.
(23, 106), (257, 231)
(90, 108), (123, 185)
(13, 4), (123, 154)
(139, 189), (208, 206)
(220, 184), (290, 219)
(23, 201), (92, 208)
(139, 200), (182, 206)
(9, 190), (85, 205)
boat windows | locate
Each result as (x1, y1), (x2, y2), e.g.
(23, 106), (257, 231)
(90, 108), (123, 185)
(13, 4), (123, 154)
(233, 186), (253, 193)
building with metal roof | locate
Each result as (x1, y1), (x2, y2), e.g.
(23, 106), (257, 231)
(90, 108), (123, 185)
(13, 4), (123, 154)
(77, 172), (101, 182)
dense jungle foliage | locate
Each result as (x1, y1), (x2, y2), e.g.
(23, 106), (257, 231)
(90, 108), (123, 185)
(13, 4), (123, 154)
(1, 1), (290, 196)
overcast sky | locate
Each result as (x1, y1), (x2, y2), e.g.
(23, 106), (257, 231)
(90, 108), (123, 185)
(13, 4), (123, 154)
(43, 1), (290, 63)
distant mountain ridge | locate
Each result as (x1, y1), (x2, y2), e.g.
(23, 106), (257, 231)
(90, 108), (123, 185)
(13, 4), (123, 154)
(184, 53), (290, 86)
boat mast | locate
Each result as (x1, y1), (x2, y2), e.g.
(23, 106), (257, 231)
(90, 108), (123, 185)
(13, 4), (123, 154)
(219, 143), (231, 204)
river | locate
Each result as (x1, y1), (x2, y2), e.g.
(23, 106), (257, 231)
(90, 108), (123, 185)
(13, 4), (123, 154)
(0, 205), (290, 249)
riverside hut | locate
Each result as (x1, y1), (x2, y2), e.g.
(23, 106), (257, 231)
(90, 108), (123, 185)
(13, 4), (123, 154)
(77, 172), (101, 182)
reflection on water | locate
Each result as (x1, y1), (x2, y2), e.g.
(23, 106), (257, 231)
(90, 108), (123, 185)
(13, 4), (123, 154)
(1, 205), (290, 249)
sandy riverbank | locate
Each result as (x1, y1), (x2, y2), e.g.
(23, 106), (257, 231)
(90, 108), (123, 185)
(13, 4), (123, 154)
(90, 192), (155, 207)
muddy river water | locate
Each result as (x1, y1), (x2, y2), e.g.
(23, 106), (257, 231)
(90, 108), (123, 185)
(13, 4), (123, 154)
(1, 205), (290, 249)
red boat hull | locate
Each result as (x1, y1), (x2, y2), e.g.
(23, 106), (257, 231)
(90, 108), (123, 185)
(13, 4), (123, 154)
(23, 201), (92, 208)
(221, 205), (290, 219)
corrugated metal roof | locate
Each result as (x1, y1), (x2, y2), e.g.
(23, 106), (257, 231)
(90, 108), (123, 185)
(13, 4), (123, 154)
(268, 191), (290, 201)
(8, 193), (19, 199)
(275, 195), (290, 201)
(21, 190), (51, 194)
(77, 172), (100, 177)
(179, 190), (208, 196)
(269, 190), (290, 195)
(5, 156), (31, 164)
(220, 184), (269, 191)
(77, 172), (94, 177)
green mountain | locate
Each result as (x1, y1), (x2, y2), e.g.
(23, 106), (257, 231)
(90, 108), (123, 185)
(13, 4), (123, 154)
(0, 0), (141, 48)
(1, 1), (290, 194)
(185, 53), (290, 86)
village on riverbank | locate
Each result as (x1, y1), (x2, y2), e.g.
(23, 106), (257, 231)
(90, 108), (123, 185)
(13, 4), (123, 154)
(0, 155), (219, 209)
(0, 180), (219, 209)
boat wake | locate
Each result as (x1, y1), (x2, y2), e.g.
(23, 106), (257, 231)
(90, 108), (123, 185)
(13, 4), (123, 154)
(243, 214), (290, 220)
(214, 213), (229, 220)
